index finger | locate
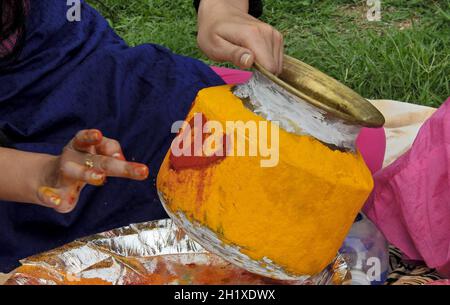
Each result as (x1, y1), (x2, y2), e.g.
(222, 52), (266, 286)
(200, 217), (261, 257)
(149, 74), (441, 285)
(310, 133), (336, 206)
(90, 154), (149, 180)
(240, 25), (279, 74)
(219, 23), (277, 73)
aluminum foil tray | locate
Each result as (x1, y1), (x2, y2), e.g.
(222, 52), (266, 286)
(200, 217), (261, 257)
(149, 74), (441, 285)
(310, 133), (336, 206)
(6, 219), (348, 285)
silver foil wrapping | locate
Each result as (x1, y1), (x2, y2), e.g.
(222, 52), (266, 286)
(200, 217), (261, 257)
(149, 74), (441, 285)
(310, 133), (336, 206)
(234, 71), (361, 150)
(6, 219), (348, 285)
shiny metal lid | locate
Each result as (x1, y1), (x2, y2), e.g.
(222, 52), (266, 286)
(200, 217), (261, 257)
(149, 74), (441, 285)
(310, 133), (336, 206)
(254, 55), (385, 127)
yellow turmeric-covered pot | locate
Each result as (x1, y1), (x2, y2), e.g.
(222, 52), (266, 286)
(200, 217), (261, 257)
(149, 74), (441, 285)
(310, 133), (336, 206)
(157, 55), (384, 281)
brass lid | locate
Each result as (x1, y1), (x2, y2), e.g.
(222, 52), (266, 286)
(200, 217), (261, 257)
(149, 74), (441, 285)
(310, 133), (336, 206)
(254, 55), (385, 127)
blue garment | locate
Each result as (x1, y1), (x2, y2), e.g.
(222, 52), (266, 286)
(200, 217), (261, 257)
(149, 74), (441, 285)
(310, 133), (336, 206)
(0, 0), (224, 272)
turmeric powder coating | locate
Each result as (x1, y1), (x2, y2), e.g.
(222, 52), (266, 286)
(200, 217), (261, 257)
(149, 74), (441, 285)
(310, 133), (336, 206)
(157, 85), (374, 276)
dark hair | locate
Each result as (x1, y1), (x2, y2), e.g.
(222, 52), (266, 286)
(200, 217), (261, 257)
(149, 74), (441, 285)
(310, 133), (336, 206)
(0, 0), (26, 60)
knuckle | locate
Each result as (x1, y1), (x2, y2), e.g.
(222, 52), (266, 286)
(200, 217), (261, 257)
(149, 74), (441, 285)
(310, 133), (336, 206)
(243, 24), (274, 44)
(110, 139), (121, 148)
(274, 30), (283, 42)
(206, 46), (225, 62)
(262, 23), (274, 32)
(105, 139), (120, 152)
(98, 156), (110, 171)
(256, 23), (272, 35)
(59, 161), (69, 174)
(245, 24), (261, 37)
(91, 155), (105, 170)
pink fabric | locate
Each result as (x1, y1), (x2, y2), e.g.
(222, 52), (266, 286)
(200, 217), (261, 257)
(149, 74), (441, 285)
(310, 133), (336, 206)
(426, 279), (450, 285)
(211, 66), (253, 85)
(356, 127), (386, 174)
(211, 66), (386, 174)
(364, 97), (450, 278)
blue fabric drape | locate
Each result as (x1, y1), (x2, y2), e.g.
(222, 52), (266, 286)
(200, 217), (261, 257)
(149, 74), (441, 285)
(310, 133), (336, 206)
(0, 0), (224, 272)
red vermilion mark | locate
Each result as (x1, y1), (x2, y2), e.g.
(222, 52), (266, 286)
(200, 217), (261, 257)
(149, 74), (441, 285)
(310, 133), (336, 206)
(170, 113), (227, 170)
(68, 194), (76, 206)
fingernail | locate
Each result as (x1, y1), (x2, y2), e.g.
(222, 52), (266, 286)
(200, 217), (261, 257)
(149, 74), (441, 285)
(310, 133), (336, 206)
(89, 130), (100, 141)
(133, 165), (149, 178)
(240, 53), (251, 67)
(112, 152), (125, 160)
(50, 196), (61, 206)
(90, 170), (105, 185)
(39, 187), (61, 206)
(91, 172), (104, 181)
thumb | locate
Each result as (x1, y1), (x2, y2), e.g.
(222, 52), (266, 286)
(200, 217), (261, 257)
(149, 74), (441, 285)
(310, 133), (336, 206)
(237, 51), (255, 69)
(206, 37), (255, 69)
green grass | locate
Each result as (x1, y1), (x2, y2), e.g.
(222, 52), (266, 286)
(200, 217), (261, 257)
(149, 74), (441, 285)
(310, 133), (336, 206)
(87, 0), (449, 107)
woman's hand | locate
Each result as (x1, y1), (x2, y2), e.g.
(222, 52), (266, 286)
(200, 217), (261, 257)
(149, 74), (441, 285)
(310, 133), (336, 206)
(36, 129), (149, 213)
(197, 0), (284, 75)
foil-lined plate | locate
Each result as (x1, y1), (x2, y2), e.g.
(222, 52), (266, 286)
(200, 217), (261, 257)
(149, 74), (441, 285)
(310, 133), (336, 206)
(6, 219), (348, 285)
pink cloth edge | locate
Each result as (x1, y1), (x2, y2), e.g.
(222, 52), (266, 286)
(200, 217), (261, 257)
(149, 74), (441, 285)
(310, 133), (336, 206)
(365, 97), (450, 278)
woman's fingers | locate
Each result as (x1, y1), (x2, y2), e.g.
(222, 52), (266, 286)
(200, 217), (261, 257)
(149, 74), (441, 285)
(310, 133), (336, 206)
(196, 0), (284, 74)
(44, 129), (148, 214)
(37, 186), (63, 208)
(202, 35), (255, 69)
(278, 37), (284, 75)
(63, 131), (148, 181)
(72, 129), (103, 153)
(37, 185), (81, 214)
(229, 23), (275, 72)
(217, 22), (281, 74)
(61, 161), (106, 186)
(54, 183), (82, 213)
(272, 29), (284, 75)
(87, 155), (149, 180)
(72, 130), (126, 160)
(95, 137), (126, 160)
(250, 25), (282, 75)
(61, 153), (148, 182)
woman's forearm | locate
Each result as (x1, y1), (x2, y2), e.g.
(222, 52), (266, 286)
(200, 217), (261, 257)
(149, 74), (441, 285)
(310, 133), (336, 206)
(0, 147), (56, 204)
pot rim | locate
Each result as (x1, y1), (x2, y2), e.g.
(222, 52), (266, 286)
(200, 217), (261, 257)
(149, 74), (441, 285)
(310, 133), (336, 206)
(254, 55), (385, 127)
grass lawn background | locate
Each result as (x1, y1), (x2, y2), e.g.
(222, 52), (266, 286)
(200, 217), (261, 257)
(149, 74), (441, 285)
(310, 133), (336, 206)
(87, 0), (449, 108)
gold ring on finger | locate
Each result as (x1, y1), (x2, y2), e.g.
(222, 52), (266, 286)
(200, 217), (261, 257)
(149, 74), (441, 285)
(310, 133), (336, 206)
(84, 156), (95, 169)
